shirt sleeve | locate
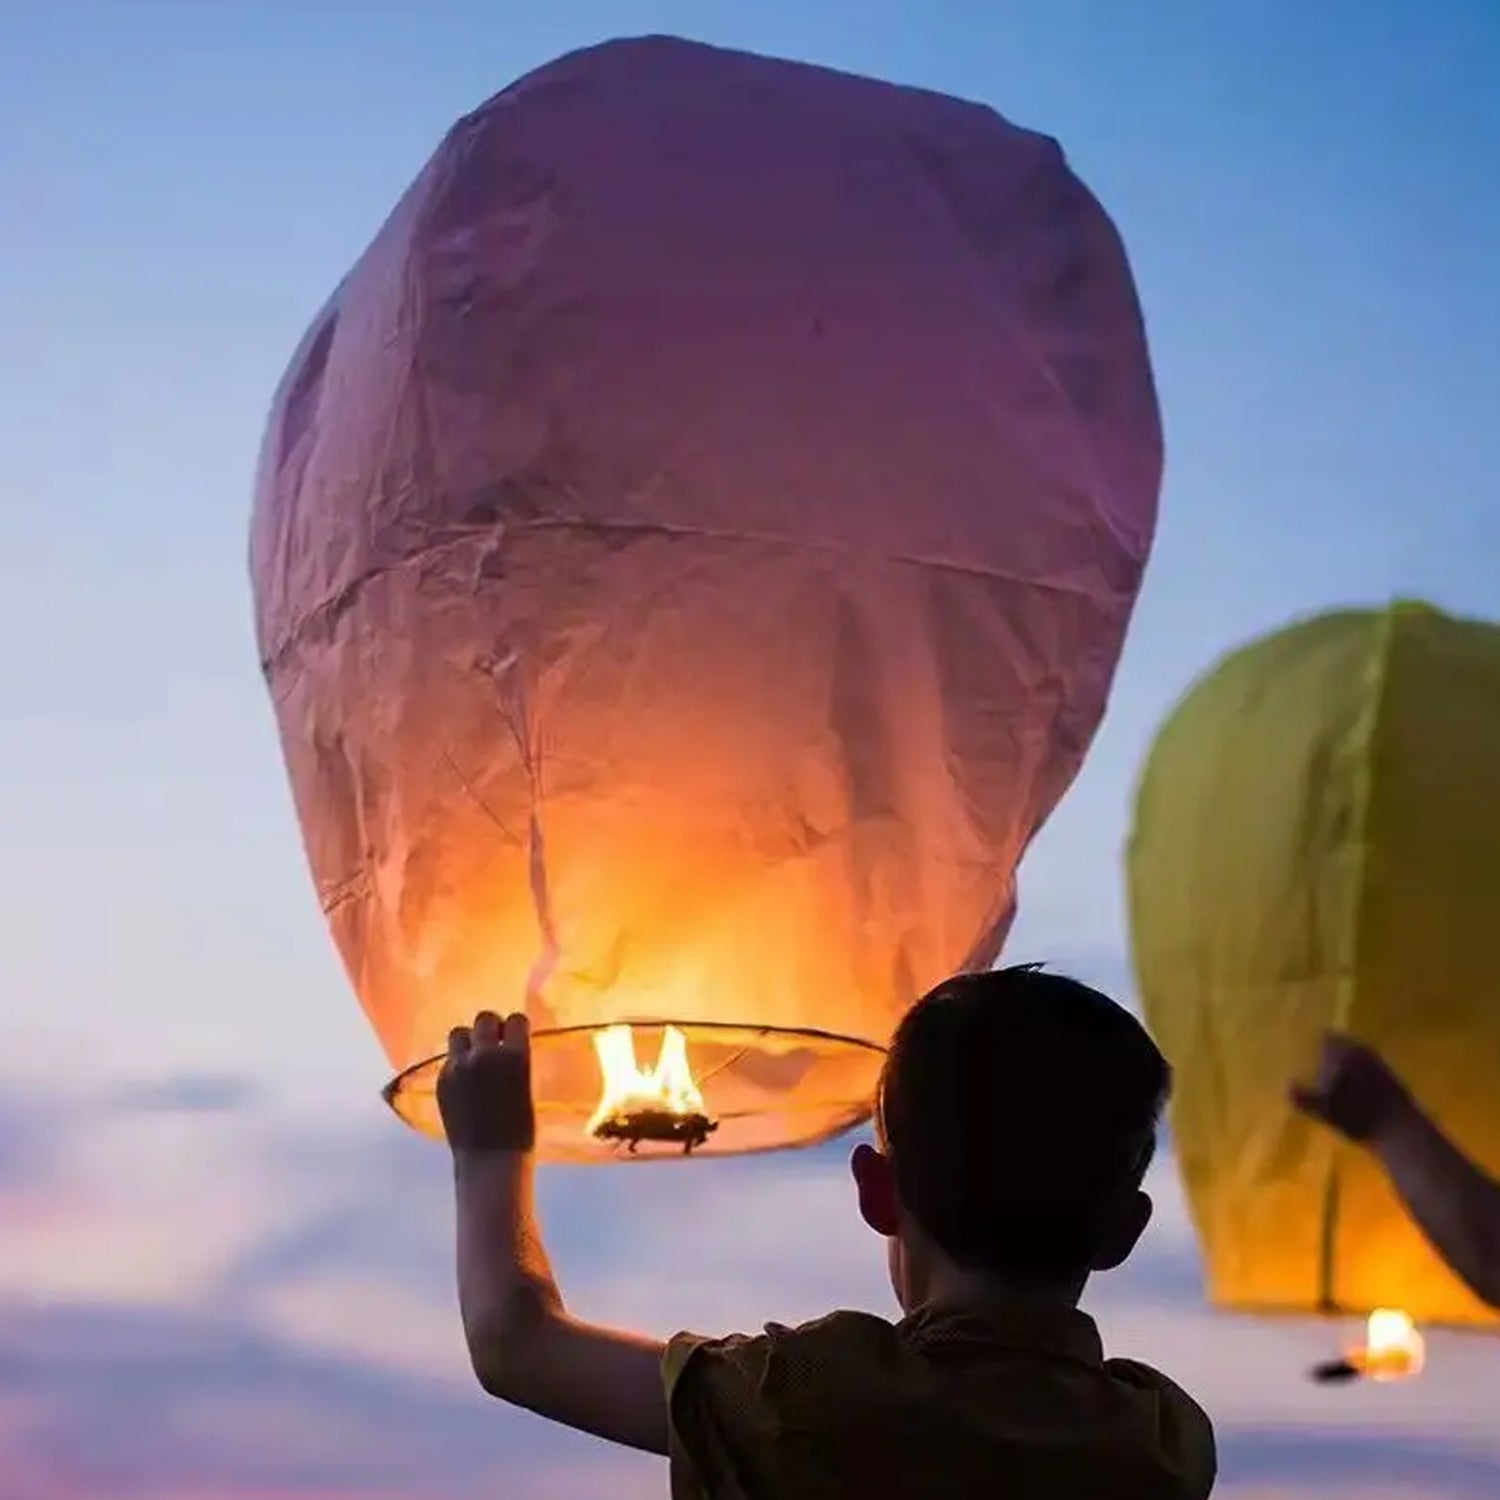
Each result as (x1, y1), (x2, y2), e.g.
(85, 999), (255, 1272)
(1107, 1357), (1219, 1500)
(662, 1330), (777, 1500)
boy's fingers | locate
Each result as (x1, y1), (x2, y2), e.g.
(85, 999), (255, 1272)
(502, 1012), (531, 1052)
(472, 1011), (503, 1048)
(447, 1026), (472, 1059)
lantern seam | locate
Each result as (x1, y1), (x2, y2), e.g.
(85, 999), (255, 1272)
(258, 516), (1137, 678)
(1316, 602), (1400, 1314)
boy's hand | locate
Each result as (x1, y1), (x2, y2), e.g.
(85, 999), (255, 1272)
(1291, 1033), (1412, 1145)
(438, 1011), (537, 1155)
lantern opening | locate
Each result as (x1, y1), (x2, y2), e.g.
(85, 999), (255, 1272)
(1312, 1308), (1425, 1384)
(586, 1024), (718, 1154)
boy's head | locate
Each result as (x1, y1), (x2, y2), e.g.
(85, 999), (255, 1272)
(851, 965), (1169, 1305)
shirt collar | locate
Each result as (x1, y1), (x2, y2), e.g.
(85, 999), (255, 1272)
(897, 1297), (1105, 1368)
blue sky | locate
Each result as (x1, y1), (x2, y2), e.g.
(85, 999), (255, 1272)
(2, 1), (1498, 1494)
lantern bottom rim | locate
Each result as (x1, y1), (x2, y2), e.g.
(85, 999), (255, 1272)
(383, 1019), (887, 1162)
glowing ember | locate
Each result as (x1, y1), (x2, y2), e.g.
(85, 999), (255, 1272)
(586, 1025), (717, 1153)
(1355, 1308), (1425, 1382)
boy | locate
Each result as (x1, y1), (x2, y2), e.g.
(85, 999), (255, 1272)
(439, 966), (1217, 1498)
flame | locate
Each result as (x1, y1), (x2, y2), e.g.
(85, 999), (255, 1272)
(586, 1024), (707, 1136)
(1354, 1308), (1425, 1382)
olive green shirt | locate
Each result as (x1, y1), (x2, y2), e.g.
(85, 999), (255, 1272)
(664, 1303), (1215, 1499)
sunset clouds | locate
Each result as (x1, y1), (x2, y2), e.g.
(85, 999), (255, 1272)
(2, 1066), (1496, 1497)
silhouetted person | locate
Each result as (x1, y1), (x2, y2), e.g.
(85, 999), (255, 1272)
(1294, 1033), (1500, 1311)
(437, 967), (1216, 1499)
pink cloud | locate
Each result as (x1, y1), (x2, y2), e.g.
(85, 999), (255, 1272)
(1, 1072), (1497, 1497)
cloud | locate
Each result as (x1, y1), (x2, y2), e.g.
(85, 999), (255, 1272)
(0, 1086), (59, 1191)
(105, 1073), (265, 1115)
(1, 1068), (1497, 1497)
(1218, 1425), (1500, 1496)
(0, 1300), (663, 1500)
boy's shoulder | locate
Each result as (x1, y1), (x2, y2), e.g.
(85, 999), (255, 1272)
(763, 1308), (898, 1350)
(1103, 1357), (1217, 1448)
(1105, 1354), (1213, 1419)
(666, 1308), (896, 1389)
(668, 1310), (1215, 1500)
(678, 1308), (1211, 1403)
(1096, 1355), (1216, 1500)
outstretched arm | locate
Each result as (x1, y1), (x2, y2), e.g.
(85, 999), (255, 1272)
(1293, 1034), (1500, 1311)
(441, 1013), (669, 1453)
(1375, 1098), (1500, 1311)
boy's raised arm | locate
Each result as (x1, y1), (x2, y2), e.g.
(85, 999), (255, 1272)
(442, 1013), (670, 1454)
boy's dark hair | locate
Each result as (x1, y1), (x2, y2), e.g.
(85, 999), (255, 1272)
(876, 964), (1170, 1285)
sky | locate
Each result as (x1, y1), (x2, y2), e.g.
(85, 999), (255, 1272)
(2, 0), (1499, 1494)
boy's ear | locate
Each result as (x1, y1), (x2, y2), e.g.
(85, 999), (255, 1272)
(851, 1142), (901, 1237)
(1089, 1190), (1153, 1272)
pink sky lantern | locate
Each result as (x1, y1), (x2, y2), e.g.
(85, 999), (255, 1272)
(250, 35), (1161, 1161)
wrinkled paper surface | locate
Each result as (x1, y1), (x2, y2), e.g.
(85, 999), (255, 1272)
(1130, 603), (1500, 1324)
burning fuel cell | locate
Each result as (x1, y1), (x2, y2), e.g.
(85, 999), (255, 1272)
(587, 1026), (718, 1154)
(1312, 1309), (1426, 1385)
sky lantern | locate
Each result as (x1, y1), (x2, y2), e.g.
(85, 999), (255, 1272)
(1127, 600), (1500, 1376)
(250, 36), (1161, 1162)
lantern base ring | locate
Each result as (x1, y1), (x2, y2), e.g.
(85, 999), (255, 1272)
(382, 1019), (888, 1162)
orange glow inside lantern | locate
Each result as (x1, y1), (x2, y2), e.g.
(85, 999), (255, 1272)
(382, 1019), (887, 1163)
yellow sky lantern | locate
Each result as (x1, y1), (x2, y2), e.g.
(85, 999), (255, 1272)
(249, 38), (1161, 1162)
(1127, 600), (1500, 1363)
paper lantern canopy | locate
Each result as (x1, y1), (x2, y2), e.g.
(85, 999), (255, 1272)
(251, 36), (1161, 1161)
(1129, 601), (1500, 1325)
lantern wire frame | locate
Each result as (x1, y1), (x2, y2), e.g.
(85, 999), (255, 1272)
(383, 1019), (888, 1162)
